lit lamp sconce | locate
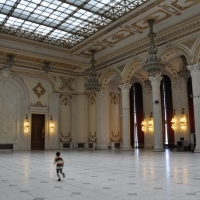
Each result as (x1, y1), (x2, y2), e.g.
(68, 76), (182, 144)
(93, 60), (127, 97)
(148, 112), (153, 131)
(24, 114), (29, 133)
(50, 115), (54, 133)
(141, 113), (146, 132)
(180, 108), (186, 129)
(171, 109), (176, 130)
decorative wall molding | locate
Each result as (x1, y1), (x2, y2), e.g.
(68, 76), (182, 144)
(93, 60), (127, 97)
(60, 95), (71, 106)
(88, 132), (97, 142)
(32, 82), (46, 98)
(110, 93), (120, 104)
(30, 101), (47, 107)
(60, 132), (72, 142)
(110, 131), (121, 142)
(59, 77), (75, 91)
(88, 93), (96, 105)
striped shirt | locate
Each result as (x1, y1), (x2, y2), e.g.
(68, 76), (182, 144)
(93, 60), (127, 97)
(55, 156), (64, 169)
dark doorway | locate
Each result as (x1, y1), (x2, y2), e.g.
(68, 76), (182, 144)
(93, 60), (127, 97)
(31, 114), (45, 150)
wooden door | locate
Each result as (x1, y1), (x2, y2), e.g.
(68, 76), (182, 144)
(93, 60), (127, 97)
(31, 114), (45, 150)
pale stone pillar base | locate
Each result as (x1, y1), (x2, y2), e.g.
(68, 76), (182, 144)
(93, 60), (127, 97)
(153, 146), (165, 152)
(96, 145), (109, 150)
(121, 145), (132, 151)
(194, 146), (200, 153)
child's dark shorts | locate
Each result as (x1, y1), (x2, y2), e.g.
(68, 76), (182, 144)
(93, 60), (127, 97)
(56, 168), (63, 173)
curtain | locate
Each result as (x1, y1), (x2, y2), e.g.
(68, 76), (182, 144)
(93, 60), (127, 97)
(160, 75), (174, 145)
(135, 83), (144, 148)
(130, 86), (135, 147)
(187, 77), (195, 133)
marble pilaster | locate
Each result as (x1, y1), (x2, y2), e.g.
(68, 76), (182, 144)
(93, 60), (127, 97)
(96, 90), (108, 149)
(119, 84), (132, 150)
(187, 63), (200, 152)
(149, 74), (165, 152)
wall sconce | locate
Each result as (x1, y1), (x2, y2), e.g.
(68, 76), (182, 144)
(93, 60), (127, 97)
(171, 109), (176, 130)
(24, 114), (29, 133)
(148, 112), (153, 131)
(50, 115), (54, 133)
(180, 108), (186, 129)
(141, 113), (146, 132)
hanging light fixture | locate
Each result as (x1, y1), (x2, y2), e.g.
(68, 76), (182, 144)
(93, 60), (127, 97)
(180, 108), (186, 129)
(50, 115), (54, 133)
(142, 19), (165, 76)
(141, 113), (146, 132)
(24, 114), (29, 133)
(148, 112), (153, 131)
(85, 49), (101, 92)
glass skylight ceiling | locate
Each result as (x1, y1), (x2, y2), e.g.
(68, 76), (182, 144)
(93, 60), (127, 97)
(0, 0), (148, 48)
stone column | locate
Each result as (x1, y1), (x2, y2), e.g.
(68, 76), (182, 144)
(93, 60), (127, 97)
(72, 95), (77, 149)
(96, 90), (108, 149)
(119, 84), (132, 150)
(187, 63), (200, 152)
(149, 74), (165, 152)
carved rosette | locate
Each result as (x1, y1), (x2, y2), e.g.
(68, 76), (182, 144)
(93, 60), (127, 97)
(88, 93), (96, 105)
(60, 95), (71, 106)
(110, 93), (120, 104)
(59, 77), (75, 91)
(187, 63), (200, 76)
(88, 132), (97, 142)
(60, 132), (72, 142)
(33, 82), (46, 98)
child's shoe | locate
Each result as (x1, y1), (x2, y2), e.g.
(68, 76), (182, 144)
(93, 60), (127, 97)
(57, 178), (61, 181)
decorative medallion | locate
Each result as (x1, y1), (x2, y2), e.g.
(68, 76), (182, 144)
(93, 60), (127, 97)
(32, 82), (46, 98)
(88, 132), (97, 142)
(110, 93), (120, 104)
(60, 132), (72, 142)
(59, 77), (75, 91)
(60, 95), (71, 106)
(88, 93), (96, 105)
(30, 101), (47, 107)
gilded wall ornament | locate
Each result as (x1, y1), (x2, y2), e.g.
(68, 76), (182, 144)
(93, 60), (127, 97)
(110, 93), (120, 104)
(59, 77), (75, 91)
(30, 101), (47, 107)
(60, 95), (71, 106)
(88, 132), (97, 142)
(88, 93), (96, 105)
(60, 132), (72, 142)
(110, 131), (121, 142)
(32, 82), (46, 98)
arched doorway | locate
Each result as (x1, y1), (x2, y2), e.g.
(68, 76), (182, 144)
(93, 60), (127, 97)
(130, 82), (144, 148)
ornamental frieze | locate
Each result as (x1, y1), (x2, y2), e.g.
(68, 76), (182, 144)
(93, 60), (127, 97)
(32, 82), (46, 98)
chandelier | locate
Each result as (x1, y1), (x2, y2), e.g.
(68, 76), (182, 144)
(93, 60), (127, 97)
(85, 49), (101, 92)
(142, 19), (165, 76)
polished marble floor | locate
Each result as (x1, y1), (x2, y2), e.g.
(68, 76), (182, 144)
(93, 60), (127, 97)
(0, 149), (200, 200)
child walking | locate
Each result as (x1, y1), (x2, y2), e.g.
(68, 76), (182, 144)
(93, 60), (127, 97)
(54, 152), (65, 181)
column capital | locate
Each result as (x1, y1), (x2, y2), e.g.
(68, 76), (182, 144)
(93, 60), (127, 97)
(172, 80), (181, 91)
(149, 74), (162, 85)
(187, 63), (200, 76)
(96, 90), (107, 97)
(119, 84), (131, 92)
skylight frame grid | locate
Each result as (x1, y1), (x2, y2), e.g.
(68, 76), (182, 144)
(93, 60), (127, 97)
(0, 0), (149, 48)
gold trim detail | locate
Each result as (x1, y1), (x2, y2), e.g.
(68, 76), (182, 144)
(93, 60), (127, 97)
(110, 93), (120, 104)
(110, 131), (121, 142)
(171, 0), (200, 11)
(30, 101), (47, 107)
(88, 93), (96, 105)
(88, 132), (97, 142)
(33, 82), (46, 98)
(60, 132), (72, 142)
